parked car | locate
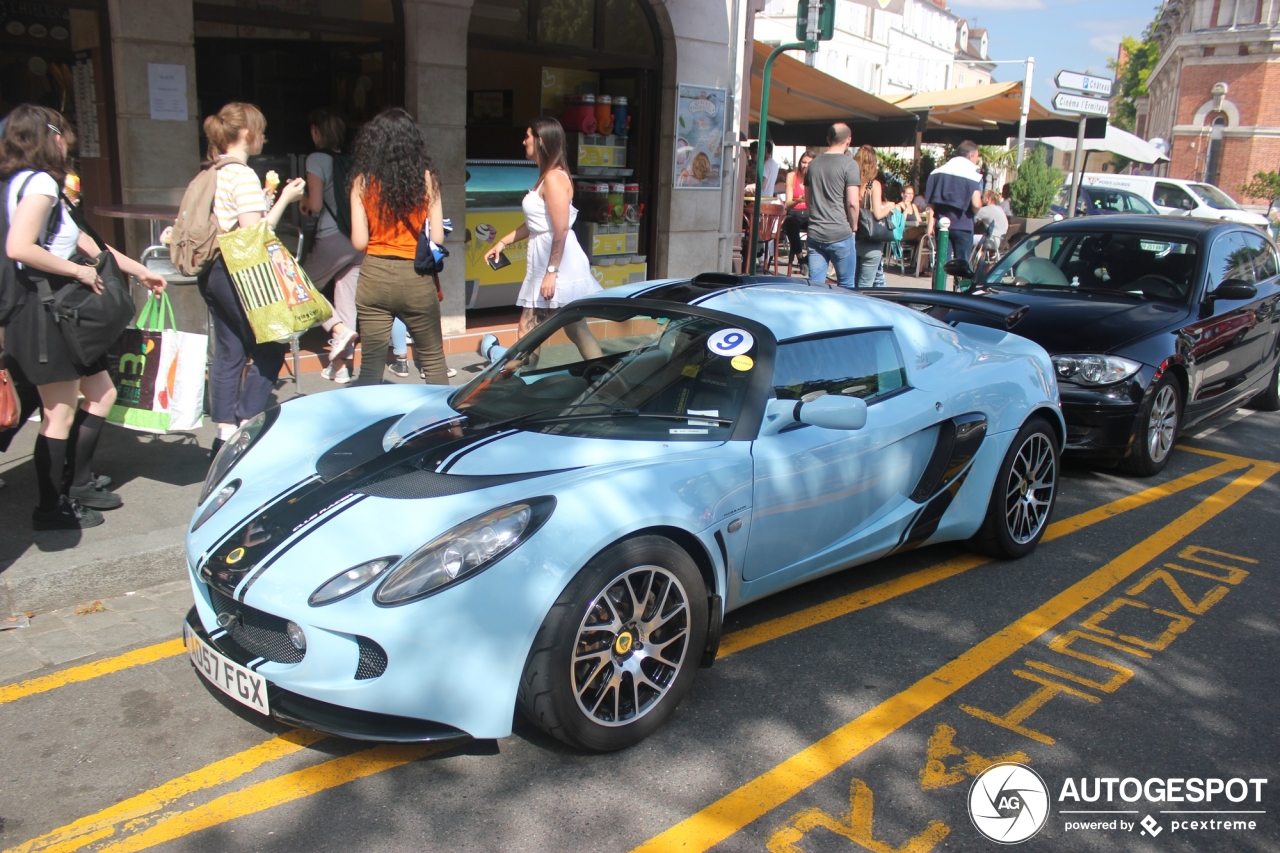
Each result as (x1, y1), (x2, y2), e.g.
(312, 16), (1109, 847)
(948, 215), (1280, 476)
(183, 275), (1063, 751)
(1070, 173), (1269, 227)
(1051, 185), (1159, 218)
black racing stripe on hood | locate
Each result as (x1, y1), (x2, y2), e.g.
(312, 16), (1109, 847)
(202, 415), (569, 599)
(315, 415), (402, 481)
(359, 467), (567, 500)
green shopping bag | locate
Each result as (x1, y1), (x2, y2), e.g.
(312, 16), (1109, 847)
(217, 221), (332, 343)
(106, 292), (208, 433)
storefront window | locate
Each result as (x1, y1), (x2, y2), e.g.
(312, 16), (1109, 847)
(538, 0), (594, 48)
(603, 0), (655, 55)
(470, 0), (530, 41)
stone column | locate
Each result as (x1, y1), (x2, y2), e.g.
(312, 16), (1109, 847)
(402, 0), (471, 337)
(106, 0), (200, 258)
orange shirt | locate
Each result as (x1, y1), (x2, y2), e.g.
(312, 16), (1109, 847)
(363, 180), (426, 259)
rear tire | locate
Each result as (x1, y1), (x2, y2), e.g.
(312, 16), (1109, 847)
(518, 536), (708, 752)
(1120, 375), (1181, 477)
(969, 417), (1059, 559)
(1247, 356), (1280, 412)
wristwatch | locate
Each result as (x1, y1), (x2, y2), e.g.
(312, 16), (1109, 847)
(546, 265), (559, 274)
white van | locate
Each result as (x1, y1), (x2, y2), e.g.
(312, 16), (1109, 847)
(1065, 173), (1268, 227)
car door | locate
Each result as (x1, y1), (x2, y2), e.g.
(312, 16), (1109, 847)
(1153, 182), (1199, 217)
(1183, 231), (1268, 418)
(741, 329), (939, 582)
(1236, 231), (1280, 385)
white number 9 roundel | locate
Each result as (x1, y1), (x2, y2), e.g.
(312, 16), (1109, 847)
(707, 328), (755, 357)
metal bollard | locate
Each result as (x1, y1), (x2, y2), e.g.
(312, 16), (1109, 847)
(932, 217), (950, 291)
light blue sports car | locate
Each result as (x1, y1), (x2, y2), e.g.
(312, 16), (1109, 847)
(183, 274), (1063, 751)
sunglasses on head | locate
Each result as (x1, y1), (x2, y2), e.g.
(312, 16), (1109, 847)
(47, 123), (62, 136)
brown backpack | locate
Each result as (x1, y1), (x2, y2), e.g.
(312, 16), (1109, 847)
(170, 157), (243, 277)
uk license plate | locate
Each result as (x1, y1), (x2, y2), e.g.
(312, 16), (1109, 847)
(184, 621), (270, 716)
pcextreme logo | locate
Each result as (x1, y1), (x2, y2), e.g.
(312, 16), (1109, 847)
(968, 763), (1050, 844)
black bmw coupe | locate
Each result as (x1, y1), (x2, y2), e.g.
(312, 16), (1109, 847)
(950, 215), (1280, 475)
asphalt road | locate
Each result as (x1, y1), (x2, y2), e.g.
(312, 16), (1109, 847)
(1, 410), (1277, 853)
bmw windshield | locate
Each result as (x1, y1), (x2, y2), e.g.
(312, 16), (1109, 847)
(449, 303), (762, 441)
(979, 231), (1199, 303)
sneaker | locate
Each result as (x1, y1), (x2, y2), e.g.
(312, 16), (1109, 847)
(69, 482), (123, 510)
(321, 364), (351, 383)
(389, 357), (409, 378)
(447, 366), (458, 378)
(33, 495), (104, 530)
(90, 472), (112, 489)
(328, 327), (358, 360)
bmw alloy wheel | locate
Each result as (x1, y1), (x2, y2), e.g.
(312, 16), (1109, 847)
(1147, 384), (1178, 464)
(1005, 432), (1056, 545)
(571, 566), (690, 726)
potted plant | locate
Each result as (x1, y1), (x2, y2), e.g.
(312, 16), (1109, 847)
(1009, 144), (1064, 237)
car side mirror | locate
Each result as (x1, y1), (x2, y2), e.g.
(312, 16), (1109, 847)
(760, 394), (868, 435)
(944, 258), (974, 279)
(1208, 279), (1258, 302)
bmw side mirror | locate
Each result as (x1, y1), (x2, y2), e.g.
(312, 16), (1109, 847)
(798, 394), (868, 431)
(944, 258), (974, 279)
(1208, 279), (1258, 302)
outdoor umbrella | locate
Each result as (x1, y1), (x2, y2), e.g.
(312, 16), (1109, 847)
(1038, 124), (1169, 164)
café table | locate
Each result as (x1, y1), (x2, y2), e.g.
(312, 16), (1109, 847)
(92, 204), (179, 248)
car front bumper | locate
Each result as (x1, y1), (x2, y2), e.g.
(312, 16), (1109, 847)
(1058, 372), (1150, 457)
(184, 608), (471, 743)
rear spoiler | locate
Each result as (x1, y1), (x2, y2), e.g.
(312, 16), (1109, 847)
(862, 289), (1030, 330)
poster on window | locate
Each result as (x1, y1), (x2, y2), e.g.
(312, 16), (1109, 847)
(674, 85), (725, 190)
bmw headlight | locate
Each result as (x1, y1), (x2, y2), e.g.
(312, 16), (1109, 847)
(375, 498), (556, 606)
(309, 557), (399, 606)
(1051, 355), (1142, 386)
(191, 479), (240, 532)
(200, 409), (277, 504)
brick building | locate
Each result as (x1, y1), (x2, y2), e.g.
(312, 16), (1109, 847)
(1136, 0), (1280, 204)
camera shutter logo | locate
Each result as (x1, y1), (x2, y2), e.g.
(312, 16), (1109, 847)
(968, 763), (1050, 844)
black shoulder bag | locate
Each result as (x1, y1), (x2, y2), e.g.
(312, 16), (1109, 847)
(857, 179), (895, 244)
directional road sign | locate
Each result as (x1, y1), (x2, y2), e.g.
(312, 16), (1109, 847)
(1053, 92), (1110, 117)
(1055, 70), (1113, 97)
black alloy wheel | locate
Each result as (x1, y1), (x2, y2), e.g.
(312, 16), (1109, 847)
(518, 535), (708, 752)
(970, 416), (1059, 559)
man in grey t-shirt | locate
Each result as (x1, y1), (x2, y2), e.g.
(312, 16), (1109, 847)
(803, 123), (861, 288)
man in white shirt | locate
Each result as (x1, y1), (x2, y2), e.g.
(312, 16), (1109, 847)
(746, 140), (780, 198)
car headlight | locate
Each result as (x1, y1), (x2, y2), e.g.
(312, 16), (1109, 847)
(1051, 354), (1142, 386)
(375, 498), (556, 606)
(191, 479), (240, 532)
(200, 409), (277, 504)
(309, 557), (399, 606)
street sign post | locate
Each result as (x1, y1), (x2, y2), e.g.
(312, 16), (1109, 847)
(1055, 70), (1113, 97)
(1052, 92), (1110, 116)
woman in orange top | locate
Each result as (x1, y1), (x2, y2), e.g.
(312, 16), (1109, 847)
(348, 108), (449, 385)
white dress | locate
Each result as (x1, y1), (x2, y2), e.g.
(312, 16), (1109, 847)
(517, 185), (600, 309)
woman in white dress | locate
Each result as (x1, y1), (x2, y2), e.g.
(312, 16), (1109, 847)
(485, 118), (601, 358)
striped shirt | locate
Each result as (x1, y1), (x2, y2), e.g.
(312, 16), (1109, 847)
(213, 158), (268, 232)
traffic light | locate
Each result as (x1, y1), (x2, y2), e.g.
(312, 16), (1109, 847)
(795, 0), (835, 43)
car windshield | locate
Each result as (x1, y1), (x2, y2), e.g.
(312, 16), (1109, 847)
(449, 303), (759, 441)
(980, 231), (1199, 302)
(1190, 183), (1241, 211)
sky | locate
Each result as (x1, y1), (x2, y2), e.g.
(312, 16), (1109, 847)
(949, 0), (1161, 106)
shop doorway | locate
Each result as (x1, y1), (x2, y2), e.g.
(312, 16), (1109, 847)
(464, 0), (662, 309)
(0, 0), (122, 243)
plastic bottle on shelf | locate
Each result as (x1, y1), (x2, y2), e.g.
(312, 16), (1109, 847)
(612, 96), (628, 138)
(595, 95), (613, 136)
(624, 183), (640, 226)
(608, 183), (626, 226)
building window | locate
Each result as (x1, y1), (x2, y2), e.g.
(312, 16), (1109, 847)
(1205, 116), (1226, 186)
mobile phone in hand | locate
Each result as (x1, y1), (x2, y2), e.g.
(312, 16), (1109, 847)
(487, 251), (512, 271)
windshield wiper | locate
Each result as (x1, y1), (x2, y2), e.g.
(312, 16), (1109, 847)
(523, 407), (734, 427)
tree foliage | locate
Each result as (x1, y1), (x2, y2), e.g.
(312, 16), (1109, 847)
(1009, 144), (1064, 218)
(1109, 20), (1160, 132)
(1241, 171), (1280, 202)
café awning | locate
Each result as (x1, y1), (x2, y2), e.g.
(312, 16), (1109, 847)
(891, 81), (1108, 145)
(1039, 124), (1169, 164)
(749, 41), (920, 147)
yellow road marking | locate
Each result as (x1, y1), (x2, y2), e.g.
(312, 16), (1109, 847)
(717, 455), (1246, 659)
(631, 461), (1277, 853)
(89, 743), (449, 853)
(3, 729), (328, 853)
(0, 639), (185, 707)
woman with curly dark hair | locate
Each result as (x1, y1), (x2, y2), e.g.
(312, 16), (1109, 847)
(348, 108), (448, 385)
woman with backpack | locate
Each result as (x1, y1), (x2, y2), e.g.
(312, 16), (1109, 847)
(300, 108), (361, 383)
(199, 102), (305, 458)
(0, 105), (167, 529)
(347, 108), (449, 386)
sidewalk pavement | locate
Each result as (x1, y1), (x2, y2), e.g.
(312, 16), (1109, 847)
(0, 269), (940, 622)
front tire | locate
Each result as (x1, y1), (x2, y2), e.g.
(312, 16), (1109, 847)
(1121, 375), (1180, 476)
(518, 536), (708, 752)
(970, 416), (1058, 559)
